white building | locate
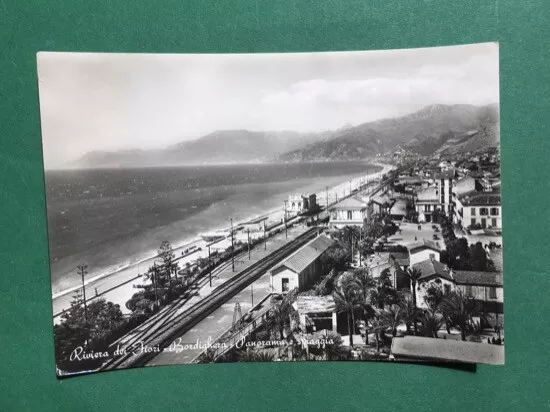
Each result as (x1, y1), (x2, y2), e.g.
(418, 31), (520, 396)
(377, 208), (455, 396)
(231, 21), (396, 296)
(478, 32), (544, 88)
(270, 234), (334, 294)
(408, 239), (442, 266)
(329, 197), (368, 228)
(454, 189), (502, 230)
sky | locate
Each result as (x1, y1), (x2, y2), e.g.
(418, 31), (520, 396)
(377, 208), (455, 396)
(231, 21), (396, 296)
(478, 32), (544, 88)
(37, 42), (499, 168)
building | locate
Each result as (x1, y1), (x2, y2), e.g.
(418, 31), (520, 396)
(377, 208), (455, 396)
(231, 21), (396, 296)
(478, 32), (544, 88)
(295, 295), (338, 333)
(412, 258), (455, 309)
(269, 234), (334, 294)
(288, 193), (318, 214)
(415, 187), (440, 222)
(454, 270), (503, 314)
(434, 171), (455, 213)
(408, 239), (442, 266)
(389, 199), (407, 220)
(369, 192), (393, 215)
(329, 196), (368, 228)
(391, 336), (504, 364)
(454, 189), (502, 230)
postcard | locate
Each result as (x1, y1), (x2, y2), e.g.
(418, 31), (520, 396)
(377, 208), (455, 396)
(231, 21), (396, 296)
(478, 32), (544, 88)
(37, 43), (503, 377)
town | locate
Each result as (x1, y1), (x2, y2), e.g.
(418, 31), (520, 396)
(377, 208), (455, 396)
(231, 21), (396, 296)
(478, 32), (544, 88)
(54, 149), (504, 374)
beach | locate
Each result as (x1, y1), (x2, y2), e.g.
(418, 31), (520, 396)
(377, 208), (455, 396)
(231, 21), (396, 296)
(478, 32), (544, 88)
(50, 162), (393, 319)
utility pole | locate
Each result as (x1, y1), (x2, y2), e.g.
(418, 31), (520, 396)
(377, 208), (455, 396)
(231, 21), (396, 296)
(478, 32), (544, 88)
(264, 220), (267, 250)
(247, 228), (251, 260)
(208, 244), (212, 287)
(152, 261), (159, 307)
(283, 200), (288, 239)
(230, 218), (235, 272)
(359, 229), (363, 266)
(76, 264), (88, 325)
(349, 180), (352, 195)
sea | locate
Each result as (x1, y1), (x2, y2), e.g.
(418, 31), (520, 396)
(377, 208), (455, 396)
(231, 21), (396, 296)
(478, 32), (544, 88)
(44, 161), (381, 293)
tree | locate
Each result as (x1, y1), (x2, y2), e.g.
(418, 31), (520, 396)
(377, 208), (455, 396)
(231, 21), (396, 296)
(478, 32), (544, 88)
(332, 284), (362, 347)
(380, 304), (404, 337)
(321, 332), (348, 361)
(398, 293), (417, 335)
(423, 285), (445, 316)
(371, 268), (398, 309)
(321, 243), (351, 272)
(158, 240), (177, 288)
(440, 291), (478, 341)
(419, 311), (445, 338)
(267, 301), (293, 340)
(404, 267), (423, 335)
(348, 268), (376, 343)
(55, 297), (125, 373)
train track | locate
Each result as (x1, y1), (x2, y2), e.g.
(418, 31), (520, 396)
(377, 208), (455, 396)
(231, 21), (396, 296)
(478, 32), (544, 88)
(101, 226), (318, 370)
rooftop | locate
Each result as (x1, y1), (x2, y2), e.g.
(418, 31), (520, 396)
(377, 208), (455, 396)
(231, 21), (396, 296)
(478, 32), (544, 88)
(416, 187), (439, 202)
(408, 239), (442, 253)
(272, 234), (334, 274)
(454, 270), (503, 287)
(330, 196), (367, 210)
(296, 295), (336, 314)
(391, 336), (504, 364)
(413, 258), (453, 281)
(458, 190), (501, 206)
(390, 252), (410, 267)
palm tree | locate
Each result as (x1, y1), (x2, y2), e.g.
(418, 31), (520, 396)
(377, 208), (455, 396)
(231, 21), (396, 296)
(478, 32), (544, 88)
(419, 311), (444, 338)
(348, 268), (376, 343)
(380, 304), (404, 337)
(398, 293), (417, 335)
(267, 301), (292, 340)
(332, 284), (362, 347)
(440, 291), (478, 341)
(404, 267), (423, 334)
(321, 332), (348, 361)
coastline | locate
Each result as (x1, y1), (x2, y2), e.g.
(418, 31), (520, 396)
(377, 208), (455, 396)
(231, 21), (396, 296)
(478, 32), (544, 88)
(51, 162), (392, 301)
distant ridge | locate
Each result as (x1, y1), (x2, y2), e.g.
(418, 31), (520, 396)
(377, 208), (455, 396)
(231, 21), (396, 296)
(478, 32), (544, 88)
(70, 103), (499, 169)
(278, 103), (499, 161)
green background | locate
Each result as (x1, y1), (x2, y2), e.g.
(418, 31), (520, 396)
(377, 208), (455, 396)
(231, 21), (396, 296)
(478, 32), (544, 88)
(1, 1), (549, 410)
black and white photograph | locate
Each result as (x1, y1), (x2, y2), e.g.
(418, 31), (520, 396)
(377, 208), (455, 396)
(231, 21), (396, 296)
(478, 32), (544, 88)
(37, 42), (504, 377)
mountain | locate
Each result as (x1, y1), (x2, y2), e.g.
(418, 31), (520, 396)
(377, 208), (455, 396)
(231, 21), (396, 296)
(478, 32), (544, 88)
(71, 130), (329, 168)
(278, 104), (500, 161)
(71, 104), (499, 169)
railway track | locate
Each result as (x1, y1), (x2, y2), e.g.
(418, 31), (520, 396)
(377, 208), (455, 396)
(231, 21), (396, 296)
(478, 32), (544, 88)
(101, 226), (318, 370)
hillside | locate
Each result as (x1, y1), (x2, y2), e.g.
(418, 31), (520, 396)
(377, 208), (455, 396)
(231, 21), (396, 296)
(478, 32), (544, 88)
(71, 130), (329, 168)
(278, 104), (500, 161)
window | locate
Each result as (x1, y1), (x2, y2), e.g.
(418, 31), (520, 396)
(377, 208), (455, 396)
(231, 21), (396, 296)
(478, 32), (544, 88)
(489, 287), (497, 299)
(471, 218), (476, 226)
(480, 208), (488, 216)
(490, 208), (499, 216)
(444, 284), (451, 295)
(281, 278), (289, 292)
(426, 205), (431, 212)
(347, 210), (353, 220)
(481, 218), (487, 228)
(429, 253), (435, 260)
(465, 285), (473, 297)
(471, 208), (476, 216)
(492, 218), (497, 227)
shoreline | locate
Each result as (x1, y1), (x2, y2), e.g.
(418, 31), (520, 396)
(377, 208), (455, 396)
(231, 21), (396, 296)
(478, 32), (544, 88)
(51, 162), (393, 300)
